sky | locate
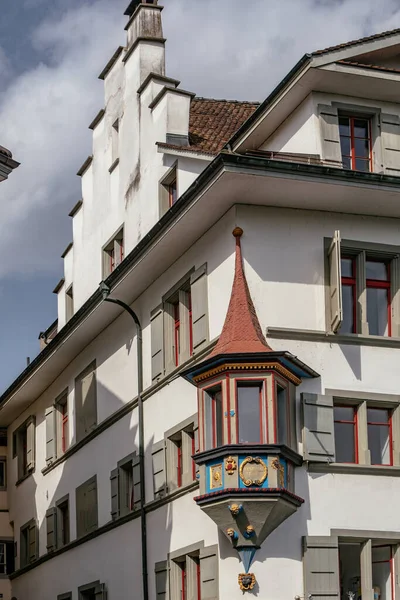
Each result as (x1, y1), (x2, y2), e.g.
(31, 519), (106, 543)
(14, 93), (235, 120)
(0, 0), (400, 390)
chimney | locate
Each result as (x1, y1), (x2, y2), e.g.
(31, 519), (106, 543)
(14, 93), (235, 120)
(123, 0), (165, 83)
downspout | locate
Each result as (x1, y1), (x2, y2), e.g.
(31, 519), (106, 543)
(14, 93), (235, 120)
(99, 282), (148, 600)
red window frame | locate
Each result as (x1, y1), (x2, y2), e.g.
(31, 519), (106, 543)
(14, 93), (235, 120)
(235, 380), (264, 444)
(339, 116), (372, 172)
(202, 383), (224, 450)
(372, 545), (395, 600)
(190, 431), (196, 481)
(367, 407), (393, 466)
(366, 259), (391, 337)
(341, 256), (357, 334)
(168, 179), (177, 207)
(176, 438), (183, 488)
(274, 375), (290, 445)
(109, 247), (115, 273)
(181, 560), (187, 600)
(195, 557), (201, 600)
(61, 401), (68, 454)
(174, 302), (180, 366)
(188, 291), (193, 357)
(333, 404), (358, 464)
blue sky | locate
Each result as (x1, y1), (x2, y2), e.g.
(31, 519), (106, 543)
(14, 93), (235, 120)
(1, 0), (400, 391)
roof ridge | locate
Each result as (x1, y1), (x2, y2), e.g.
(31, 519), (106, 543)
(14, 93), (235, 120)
(193, 96), (260, 105)
(313, 27), (400, 56)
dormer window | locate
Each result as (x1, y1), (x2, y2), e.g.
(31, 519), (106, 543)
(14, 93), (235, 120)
(159, 164), (178, 217)
(103, 227), (124, 277)
(339, 115), (372, 172)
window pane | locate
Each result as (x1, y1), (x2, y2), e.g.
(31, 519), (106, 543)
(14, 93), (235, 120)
(276, 386), (288, 445)
(372, 547), (392, 600)
(354, 119), (369, 138)
(237, 385), (261, 444)
(341, 258), (353, 278)
(368, 423), (390, 466)
(366, 261), (387, 281)
(355, 158), (370, 172)
(339, 543), (361, 600)
(342, 156), (351, 169)
(334, 422), (356, 463)
(354, 137), (369, 158)
(334, 406), (354, 421)
(215, 391), (223, 447)
(368, 408), (389, 424)
(339, 117), (350, 136)
(367, 288), (389, 336)
(340, 136), (351, 157)
(204, 393), (213, 451)
(341, 285), (354, 333)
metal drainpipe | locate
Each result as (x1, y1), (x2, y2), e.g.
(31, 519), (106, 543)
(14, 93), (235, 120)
(100, 283), (148, 600)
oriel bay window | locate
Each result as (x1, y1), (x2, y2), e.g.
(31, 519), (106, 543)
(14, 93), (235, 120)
(327, 232), (400, 337)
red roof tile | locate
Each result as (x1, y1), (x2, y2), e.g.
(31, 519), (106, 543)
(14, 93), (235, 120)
(209, 227), (272, 358)
(313, 27), (400, 56)
(338, 60), (400, 74)
(188, 98), (259, 155)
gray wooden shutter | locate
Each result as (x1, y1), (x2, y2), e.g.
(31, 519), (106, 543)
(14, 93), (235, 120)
(318, 105), (342, 164)
(76, 362), (97, 442)
(26, 417), (35, 472)
(151, 305), (164, 382)
(45, 407), (56, 465)
(190, 264), (209, 353)
(46, 507), (57, 552)
(86, 476), (98, 533)
(94, 583), (107, 600)
(110, 468), (119, 520)
(381, 113), (400, 174)
(155, 560), (169, 600)
(28, 521), (37, 562)
(303, 536), (339, 600)
(152, 440), (166, 499)
(302, 393), (335, 463)
(199, 544), (219, 600)
(327, 231), (342, 333)
(163, 302), (176, 374)
(76, 482), (86, 538)
(391, 256), (400, 337)
(132, 453), (141, 511)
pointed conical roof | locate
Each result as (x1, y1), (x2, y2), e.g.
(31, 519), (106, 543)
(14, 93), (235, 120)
(209, 227), (272, 357)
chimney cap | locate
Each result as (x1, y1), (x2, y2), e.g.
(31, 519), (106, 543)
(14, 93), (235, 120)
(124, 0), (158, 17)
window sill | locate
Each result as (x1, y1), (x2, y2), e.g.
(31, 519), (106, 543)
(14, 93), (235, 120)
(267, 327), (400, 348)
(108, 158), (119, 174)
(16, 470), (34, 487)
(308, 462), (400, 476)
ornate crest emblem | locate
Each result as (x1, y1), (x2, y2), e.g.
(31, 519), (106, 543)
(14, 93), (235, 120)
(239, 456), (268, 487)
(225, 456), (237, 475)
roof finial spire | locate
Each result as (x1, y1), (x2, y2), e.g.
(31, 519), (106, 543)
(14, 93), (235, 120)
(209, 227), (272, 357)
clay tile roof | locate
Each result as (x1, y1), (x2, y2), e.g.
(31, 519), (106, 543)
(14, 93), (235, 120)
(188, 98), (259, 155)
(313, 27), (400, 56)
(0, 144), (12, 159)
(338, 60), (400, 74)
(209, 227), (272, 358)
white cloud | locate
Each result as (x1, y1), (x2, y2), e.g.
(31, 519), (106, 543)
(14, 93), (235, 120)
(1, 0), (400, 279)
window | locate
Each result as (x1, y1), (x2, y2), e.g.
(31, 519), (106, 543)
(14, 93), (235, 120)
(0, 457), (6, 490)
(334, 405), (357, 463)
(339, 542), (394, 600)
(103, 227), (124, 277)
(164, 418), (198, 493)
(159, 164), (178, 216)
(57, 496), (70, 547)
(151, 265), (208, 381)
(78, 582), (107, 600)
(110, 453), (139, 520)
(276, 384), (289, 445)
(76, 475), (98, 538)
(237, 383), (262, 444)
(20, 519), (38, 568)
(327, 232), (399, 337)
(157, 543), (218, 600)
(65, 285), (74, 322)
(75, 361), (97, 443)
(0, 541), (14, 575)
(367, 408), (392, 465)
(372, 546), (394, 600)
(339, 115), (372, 172)
(204, 386), (223, 451)
(13, 417), (35, 481)
(45, 390), (69, 465)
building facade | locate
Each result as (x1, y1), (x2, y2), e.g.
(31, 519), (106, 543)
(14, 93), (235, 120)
(2, 2), (400, 599)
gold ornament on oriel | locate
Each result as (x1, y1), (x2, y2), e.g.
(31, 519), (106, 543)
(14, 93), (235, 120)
(225, 456), (237, 475)
(210, 464), (223, 489)
(229, 503), (242, 516)
(239, 456), (268, 487)
(238, 573), (256, 592)
(271, 457), (285, 488)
